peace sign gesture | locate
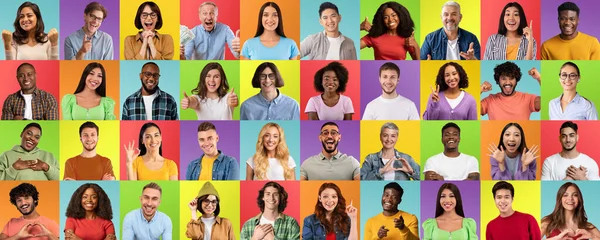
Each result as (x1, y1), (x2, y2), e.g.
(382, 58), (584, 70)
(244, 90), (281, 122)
(430, 85), (440, 102)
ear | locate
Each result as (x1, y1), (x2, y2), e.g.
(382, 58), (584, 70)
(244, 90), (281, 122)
(215, 135), (219, 143)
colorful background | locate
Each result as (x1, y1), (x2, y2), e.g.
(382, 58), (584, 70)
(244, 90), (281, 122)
(239, 180), (300, 230)
(0, 61), (60, 112)
(540, 120), (600, 172)
(239, 60), (300, 105)
(0, 181), (60, 228)
(300, 120), (360, 165)
(540, 0), (600, 43)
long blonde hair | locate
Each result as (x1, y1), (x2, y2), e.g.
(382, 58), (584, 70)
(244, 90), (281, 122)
(253, 123), (292, 180)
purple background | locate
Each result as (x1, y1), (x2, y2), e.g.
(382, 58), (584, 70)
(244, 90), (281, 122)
(541, 0), (600, 42)
(420, 181), (481, 238)
(179, 120), (240, 180)
(360, 61), (421, 118)
(300, 120), (360, 163)
(59, 0), (120, 60)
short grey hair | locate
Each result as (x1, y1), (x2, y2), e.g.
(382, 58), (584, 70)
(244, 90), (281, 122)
(199, 1), (218, 15)
(380, 122), (399, 135)
(441, 1), (461, 15)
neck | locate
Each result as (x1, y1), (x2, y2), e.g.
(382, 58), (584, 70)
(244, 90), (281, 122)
(144, 151), (161, 160)
(561, 91), (577, 102)
(325, 211), (332, 220)
(262, 209), (279, 220)
(444, 29), (459, 40)
(22, 87), (36, 95)
(82, 87), (99, 96)
(441, 210), (459, 218)
(560, 31), (578, 41)
(565, 210), (575, 224)
(444, 88), (460, 96)
(560, 149), (579, 159)
(322, 91), (339, 98)
(85, 211), (96, 219)
(325, 30), (340, 38)
(381, 148), (395, 158)
(443, 149), (460, 158)
(143, 213), (155, 222)
(204, 150), (219, 158)
(27, 31), (36, 41)
(83, 27), (95, 37)
(261, 31), (280, 39)
(202, 213), (214, 218)
(80, 149), (97, 158)
(387, 29), (397, 36)
(261, 89), (278, 101)
(22, 211), (40, 220)
(207, 91), (219, 99)
(499, 209), (515, 218)
(322, 149), (338, 159)
(267, 150), (276, 158)
(382, 208), (399, 217)
(381, 91), (398, 99)
(505, 30), (519, 38)
(506, 151), (519, 158)
(141, 88), (156, 96)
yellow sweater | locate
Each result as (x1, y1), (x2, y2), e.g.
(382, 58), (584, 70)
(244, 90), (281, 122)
(541, 32), (600, 60)
(364, 211), (420, 240)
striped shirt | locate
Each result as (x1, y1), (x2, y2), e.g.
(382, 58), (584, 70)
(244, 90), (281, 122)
(121, 87), (178, 120)
(240, 213), (300, 240)
(1, 88), (58, 120)
(483, 34), (537, 60)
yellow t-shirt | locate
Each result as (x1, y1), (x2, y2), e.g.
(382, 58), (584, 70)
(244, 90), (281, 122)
(133, 156), (178, 180)
(199, 155), (218, 180)
(505, 43), (519, 60)
(541, 32), (600, 60)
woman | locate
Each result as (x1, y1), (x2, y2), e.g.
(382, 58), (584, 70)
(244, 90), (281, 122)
(246, 122), (296, 180)
(305, 61), (354, 120)
(186, 182), (235, 240)
(64, 183), (116, 240)
(241, 2), (299, 60)
(483, 2), (536, 60)
(62, 62), (116, 120)
(181, 62), (237, 120)
(2, 1), (59, 60)
(124, 1), (174, 60)
(423, 183), (477, 240)
(488, 122), (538, 180)
(359, 2), (419, 60)
(423, 62), (477, 120)
(549, 62), (598, 120)
(124, 122), (178, 180)
(302, 183), (358, 240)
(541, 182), (600, 240)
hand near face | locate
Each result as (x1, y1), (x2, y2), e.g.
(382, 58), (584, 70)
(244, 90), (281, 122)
(394, 215), (405, 230)
(124, 140), (140, 165)
(430, 85), (440, 103)
(2, 30), (13, 47)
(523, 20), (533, 42)
(48, 28), (58, 46)
(487, 143), (506, 164)
(227, 88), (238, 108)
(80, 35), (92, 54)
(377, 225), (389, 238)
(459, 42), (475, 60)
(521, 145), (539, 167)
(360, 17), (372, 32)
(345, 200), (358, 219)
(232, 30), (241, 53)
(480, 81), (492, 93)
(188, 198), (198, 211)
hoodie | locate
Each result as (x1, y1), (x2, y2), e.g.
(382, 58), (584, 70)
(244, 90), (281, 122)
(0, 145), (60, 180)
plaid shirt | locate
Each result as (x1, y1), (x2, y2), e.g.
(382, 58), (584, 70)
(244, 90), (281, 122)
(121, 87), (178, 120)
(240, 213), (300, 240)
(1, 88), (58, 120)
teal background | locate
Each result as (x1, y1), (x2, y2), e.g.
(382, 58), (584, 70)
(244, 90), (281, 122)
(541, 181), (600, 228)
(0, 121), (60, 161)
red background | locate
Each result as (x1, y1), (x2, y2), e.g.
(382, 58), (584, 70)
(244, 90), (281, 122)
(240, 180), (300, 229)
(540, 120), (600, 169)
(0, 60), (60, 112)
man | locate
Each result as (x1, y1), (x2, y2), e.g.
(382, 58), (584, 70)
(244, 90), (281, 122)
(64, 2), (114, 60)
(420, 1), (481, 60)
(240, 181), (300, 240)
(185, 121), (239, 180)
(0, 123), (59, 181)
(486, 181), (541, 240)
(299, 2), (357, 60)
(361, 122), (421, 180)
(300, 122), (360, 180)
(122, 62), (178, 120)
(540, 2), (600, 60)
(362, 62), (419, 120)
(423, 122), (479, 180)
(541, 121), (599, 180)
(0, 183), (59, 240)
(2, 63), (58, 120)
(63, 121), (115, 180)
(364, 182), (419, 240)
(181, 1), (240, 60)
(122, 182), (173, 240)
(480, 62), (540, 120)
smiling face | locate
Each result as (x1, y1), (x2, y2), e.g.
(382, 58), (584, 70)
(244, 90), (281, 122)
(319, 188), (338, 213)
(84, 10), (104, 34)
(140, 5), (157, 31)
(140, 188), (161, 219)
(15, 195), (36, 216)
(262, 6), (279, 32)
(380, 128), (398, 150)
(560, 127), (578, 151)
(383, 8), (399, 31)
(80, 127), (98, 151)
(139, 64), (160, 95)
(439, 189), (456, 212)
(503, 6), (520, 32)
(322, 70), (339, 93)
(379, 69), (399, 94)
(442, 127), (460, 151)
(260, 67), (277, 93)
(441, 5), (461, 31)
(444, 65), (460, 90)
(263, 186), (280, 211)
(502, 126), (522, 154)
(198, 129), (219, 156)
(17, 65), (37, 93)
(559, 64), (579, 91)
(81, 188), (98, 212)
(559, 10), (578, 37)
(20, 126), (41, 152)
(498, 75), (517, 96)
(205, 69), (222, 94)
(143, 126), (162, 153)
(86, 67), (103, 91)
(262, 126), (280, 153)
(561, 185), (579, 211)
(320, 125), (341, 154)
(319, 8), (340, 33)
(381, 188), (400, 211)
(201, 195), (218, 215)
(494, 189), (513, 215)
(19, 7), (37, 32)
(199, 4), (217, 32)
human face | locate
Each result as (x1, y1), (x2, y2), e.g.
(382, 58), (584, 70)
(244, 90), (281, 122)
(441, 5), (461, 31)
(198, 129), (219, 156)
(442, 127), (460, 151)
(86, 67), (103, 91)
(201, 195), (218, 215)
(20, 127), (41, 152)
(383, 8), (399, 31)
(558, 10), (578, 37)
(319, 188), (338, 213)
(139, 64), (160, 95)
(262, 126), (280, 153)
(81, 188), (98, 212)
(444, 65), (460, 90)
(262, 6), (279, 32)
(140, 188), (161, 219)
(143, 126), (162, 153)
(503, 6), (520, 32)
(263, 186), (280, 211)
(322, 70), (339, 93)
(559, 65), (579, 91)
(498, 75), (517, 96)
(84, 10), (104, 34)
(319, 8), (340, 33)
(15, 195), (35, 216)
(561, 185), (579, 211)
(140, 5), (157, 31)
(260, 67), (276, 93)
(380, 128), (398, 150)
(440, 189), (456, 212)
(379, 69), (399, 94)
(560, 127), (578, 151)
(381, 188), (400, 211)
(17, 65), (37, 93)
(80, 127), (98, 152)
(494, 189), (513, 215)
(502, 126), (522, 154)
(320, 125), (340, 154)
(19, 7), (37, 32)
(205, 69), (222, 94)
(199, 4), (217, 32)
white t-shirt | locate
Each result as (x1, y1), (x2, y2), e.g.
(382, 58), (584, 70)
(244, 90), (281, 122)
(541, 153), (600, 180)
(381, 158), (396, 180)
(142, 92), (158, 120)
(194, 93), (233, 120)
(446, 91), (465, 109)
(260, 215), (275, 227)
(201, 217), (215, 240)
(304, 95), (354, 120)
(326, 36), (343, 60)
(21, 92), (33, 120)
(362, 95), (420, 120)
(247, 156), (296, 180)
(424, 153), (479, 180)
(446, 39), (460, 60)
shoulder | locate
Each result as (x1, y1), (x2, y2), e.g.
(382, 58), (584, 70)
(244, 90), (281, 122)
(463, 218), (477, 227)
(303, 214), (318, 224)
(422, 218), (437, 228)
(244, 37), (260, 44)
(62, 94), (75, 102)
(459, 28), (477, 37)
(101, 97), (116, 105)
(123, 209), (139, 220)
(124, 35), (137, 41)
(425, 28), (444, 39)
(400, 210), (418, 220)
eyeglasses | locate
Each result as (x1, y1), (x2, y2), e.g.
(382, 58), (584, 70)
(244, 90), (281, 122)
(260, 73), (276, 80)
(17, 72), (35, 80)
(88, 13), (104, 22)
(141, 72), (161, 79)
(320, 131), (339, 137)
(141, 12), (158, 19)
(202, 199), (219, 205)
(559, 73), (579, 81)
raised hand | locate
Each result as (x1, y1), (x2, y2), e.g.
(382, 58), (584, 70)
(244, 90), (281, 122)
(487, 143), (506, 164)
(2, 30), (13, 48)
(360, 17), (372, 32)
(80, 35), (92, 54)
(394, 215), (405, 230)
(459, 42), (475, 60)
(48, 28), (58, 46)
(179, 44), (185, 59)
(377, 226), (389, 238)
(427, 54), (431, 60)
(232, 30), (241, 53)
(480, 81), (492, 93)
(528, 67), (541, 81)
(124, 140), (140, 165)
(189, 198), (198, 211)
(521, 145), (539, 167)
(430, 85), (440, 103)
(228, 88), (238, 108)
(405, 31), (418, 49)
(181, 91), (191, 109)
(346, 199), (358, 219)
(523, 20), (533, 42)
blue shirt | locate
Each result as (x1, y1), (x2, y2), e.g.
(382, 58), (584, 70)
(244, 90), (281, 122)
(549, 93), (598, 120)
(185, 150), (240, 180)
(240, 90), (300, 120)
(420, 27), (481, 60)
(64, 28), (114, 60)
(302, 214), (350, 240)
(122, 209), (172, 240)
(241, 36), (299, 60)
(184, 23), (239, 60)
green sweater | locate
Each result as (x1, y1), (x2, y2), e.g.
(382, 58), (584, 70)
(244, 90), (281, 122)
(0, 145), (59, 180)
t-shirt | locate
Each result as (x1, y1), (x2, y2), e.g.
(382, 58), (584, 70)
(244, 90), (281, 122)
(326, 36), (342, 60)
(199, 154), (217, 180)
(201, 217), (215, 240)
(64, 154), (114, 180)
(540, 32), (600, 60)
(382, 159), (395, 180)
(22, 93), (33, 120)
(247, 156), (296, 180)
(541, 153), (600, 180)
(423, 153), (479, 180)
(132, 156), (178, 180)
(142, 92), (158, 120)
(361, 34), (413, 60)
(305, 95), (354, 120)
(481, 91), (538, 120)
(362, 95), (420, 120)
(193, 93), (233, 120)
(486, 211), (541, 240)
(1, 216), (59, 240)
(241, 37), (299, 60)
(446, 39), (460, 60)
(65, 217), (115, 240)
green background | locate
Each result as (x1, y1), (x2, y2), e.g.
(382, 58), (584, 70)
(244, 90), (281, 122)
(0, 121), (60, 160)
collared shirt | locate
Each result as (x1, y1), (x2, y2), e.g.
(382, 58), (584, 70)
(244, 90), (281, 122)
(184, 23), (239, 60)
(124, 31), (174, 60)
(121, 87), (178, 120)
(122, 209), (172, 240)
(549, 93), (598, 120)
(420, 27), (481, 60)
(300, 152), (360, 180)
(1, 88), (58, 120)
(483, 34), (536, 60)
(64, 28), (114, 60)
(300, 31), (357, 60)
(185, 150), (239, 180)
(240, 90), (300, 120)
(361, 149), (421, 180)
(240, 213), (300, 240)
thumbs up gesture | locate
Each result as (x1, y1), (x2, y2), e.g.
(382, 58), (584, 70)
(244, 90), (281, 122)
(228, 88), (239, 108)
(232, 30), (241, 53)
(405, 31), (418, 49)
(181, 91), (191, 109)
(459, 42), (476, 60)
(360, 17), (372, 32)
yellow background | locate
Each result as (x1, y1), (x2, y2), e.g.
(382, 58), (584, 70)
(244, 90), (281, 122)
(59, 120), (121, 180)
(239, 60), (301, 103)
(360, 120), (421, 166)
(419, 0), (481, 45)
(179, 181), (241, 240)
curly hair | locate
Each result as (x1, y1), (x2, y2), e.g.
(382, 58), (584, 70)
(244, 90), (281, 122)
(12, 2), (48, 45)
(542, 182), (594, 237)
(192, 62), (230, 102)
(253, 123), (293, 180)
(314, 183), (350, 236)
(313, 61), (348, 93)
(367, 2), (414, 38)
(9, 183), (39, 207)
(493, 61), (522, 84)
(74, 62), (107, 97)
(257, 182), (288, 213)
(435, 62), (469, 92)
(65, 183), (113, 220)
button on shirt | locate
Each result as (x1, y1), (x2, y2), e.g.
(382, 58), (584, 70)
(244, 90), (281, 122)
(184, 23), (239, 60)
(240, 90), (300, 120)
(549, 93), (598, 120)
(64, 28), (114, 60)
(122, 209), (172, 240)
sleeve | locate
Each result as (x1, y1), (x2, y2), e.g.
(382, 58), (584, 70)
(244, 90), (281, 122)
(407, 156), (421, 181)
(540, 42), (549, 60)
(104, 220), (115, 235)
(362, 103), (373, 120)
(46, 94), (59, 120)
(305, 96), (317, 113)
(465, 218), (478, 240)
(300, 161), (307, 179)
(65, 217), (75, 231)
(61, 94), (74, 120)
(103, 157), (115, 178)
(156, 34), (174, 60)
(472, 36), (481, 60)
(2, 97), (14, 120)
(44, 153), (60, 180)
(241, 39), (251, 59)
(486, 221), (493, 240)
(227, 157), (240, 180)
(288, 156), (297, 169)
(404, 214), (420, 240)
(422, 218), (435, 240)
(185, 219), (203, 240)
(48, 42), (59, 60)
(122, 214), (134, 240)
(301, 217), (314, 240)
(467, 156), (479, 173)
(420, 34), (432, 60)
(169, 94), (179, 120)
(288, 218), (300, 240)
(360, 155), (383, 180)
(423, 156), (436, 173)
(240, 220), (254, 240)
(239, 102), (247, 120)
(124, 35), (142, 60)
(351, 157), (360, 179)
(409, 102), (420, 120)
(104, 35), (114, 60)
(168, 160), (178, 178)
(528, 214), (542, 240)
(490, 157), (511, 180)
(0, 152), (18, 180)
(481, 96), (489, 116)
(247, 157), (255, 169)
(344, 96), (355, 114)
(513, 156), (536, 180)
(483, 35), (494, 60)
(162, 215), (173, 240)
(289, 39), (300, 59)
(63, 158), (76, 180)
(225, 26), (240, 59)
(299, 35), (312, 59)
(5, 44), (16, 60)
(590, 37), (600, 60)
(122, 98), (130, 120)
(541, 157), (552, 180)
(361, 35), (373, 48)
(423, 93), (439, 120)
(103, 97), (116, 120)
(184, 30), (195, 60)
(290, 100), (300, 120)
(526, 93), (538, 113)
(531, 38), (537, 60)
(226, 219), (235, 240)
(467, 94), (478, 120)
(587, 100), (598, 120)
(185, 160), (194, 180)
(64, 36), (77, 60)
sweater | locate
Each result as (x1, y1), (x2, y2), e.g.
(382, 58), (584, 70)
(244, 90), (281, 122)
(486, 211), (541, 240)
(0, 145), (59, 180)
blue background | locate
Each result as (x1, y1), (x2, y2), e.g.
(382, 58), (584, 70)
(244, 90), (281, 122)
(541, 181), (600, 226)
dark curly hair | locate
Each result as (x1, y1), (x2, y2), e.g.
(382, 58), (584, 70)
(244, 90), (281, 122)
(493, 61), (522, 84)
(9, 183), (39, 207)
(367, 2), (414, 38)
(65, 183), (113, 220)
(313, 61), (348, 93)
(314, 183), (350, 236)
(257, 182), (288, 213)
(435, 62), (469, 92)
(12, 2), (48, 45)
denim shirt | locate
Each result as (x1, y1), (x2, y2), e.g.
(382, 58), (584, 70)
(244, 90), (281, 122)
(420, 27), (481, 60)
(302, 214), (350, 240)
(185, 150), (239, 180)
(360, 149), (421, 180)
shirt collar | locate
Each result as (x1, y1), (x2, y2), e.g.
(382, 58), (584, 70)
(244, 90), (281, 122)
(258, 89), (282, 104)
(79, 28), (99, 39)
(321, 30), (345, 41)
(252, 212), (284, 225)
(442, 27), (463, 40)
(319, 151), (341, 161)
(135, 87), (162, 97)
(139, 208), (158, 223)
(376, 149), (401, 159)
(19, 87), (39, 97)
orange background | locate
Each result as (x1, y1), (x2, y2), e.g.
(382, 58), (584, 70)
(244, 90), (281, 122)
(480, 120), (542, 180)
(0, 181), (60, 226)
(299, 61), (361, 120)
(0, 61), (59, 111)
(239, 181), (300, 229)
(59, 61), (121, 119)
(239, 0), (300, 53)
(299, 181), (361, 237)
(540, 121), (600, 169)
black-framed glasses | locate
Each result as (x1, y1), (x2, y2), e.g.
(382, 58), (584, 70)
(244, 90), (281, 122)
(320, 130), (339, 137)
(141, 12), (157, 19)
(17, 72), (36, 80)
(88, 13), (104, 22)
(260, 73), (276, 80)
(202, 199), (219, 205)
(142, 72), (161, 79)
(559, 73), (579, 81)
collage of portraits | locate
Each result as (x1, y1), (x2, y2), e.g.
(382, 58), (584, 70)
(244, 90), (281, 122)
(0, 0), (599, 239)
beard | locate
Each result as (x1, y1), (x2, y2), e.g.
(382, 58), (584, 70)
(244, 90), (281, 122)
(141, 79), (158, 95)
(83, 144), (97, 152)
(321, 140), (338, 153)
(18, 203), (35, 215)
(562, 143), (576, 152)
